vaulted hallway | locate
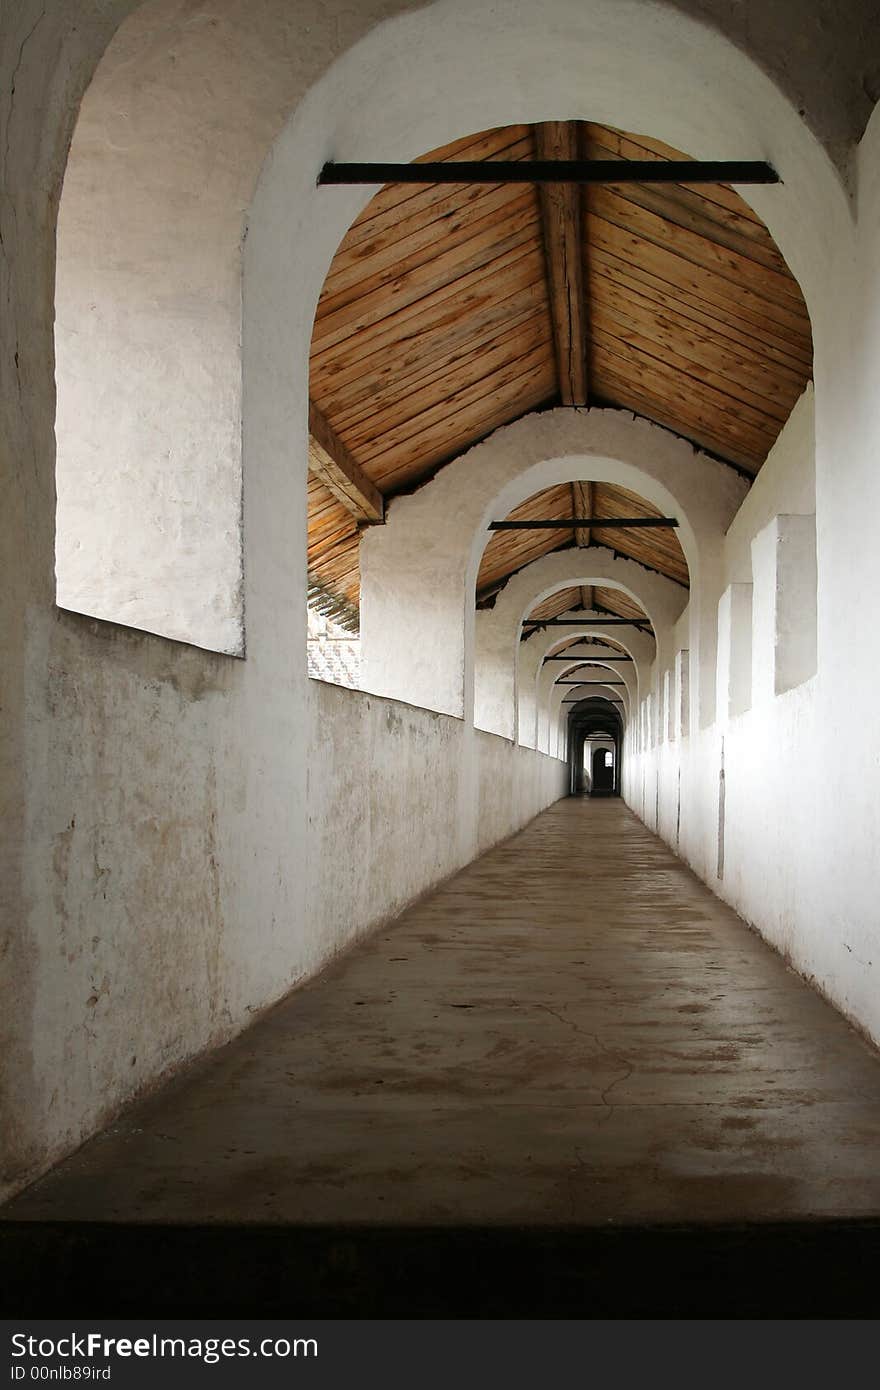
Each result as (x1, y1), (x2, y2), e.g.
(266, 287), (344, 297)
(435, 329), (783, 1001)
(7, 799), (880, 1247)
(9, 1), (880, 1327)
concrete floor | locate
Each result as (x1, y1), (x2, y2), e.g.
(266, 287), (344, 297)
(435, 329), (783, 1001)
(7, 797), (880, 1229)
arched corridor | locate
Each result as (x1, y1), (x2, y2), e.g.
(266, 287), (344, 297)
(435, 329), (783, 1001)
(6, 0), (880, 1326)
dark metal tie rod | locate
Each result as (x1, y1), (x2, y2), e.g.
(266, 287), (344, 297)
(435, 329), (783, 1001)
(556, 664), (628, 677)
(556, 679), (627, 685)
(544, 654), (633, 661)
(524, 617), (649, 627)
(319, 160), (779, 186)
(490, 516), (678, 530)
(562, 697), (624, 704)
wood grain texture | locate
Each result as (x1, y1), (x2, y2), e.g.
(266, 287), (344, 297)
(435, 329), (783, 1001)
(307, 120), (812, 622)
(308, 402), (384, 524)
(536, 122), (588, 405)
(477, 485), (574, 595)
(572, 480), (593, 548)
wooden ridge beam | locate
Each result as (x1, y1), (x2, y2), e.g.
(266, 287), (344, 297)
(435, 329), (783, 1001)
(308, 402), (385, 525)
(318, 160), (780, 186)
(536, 122), (588, 407)
(573, 480), (593, 548)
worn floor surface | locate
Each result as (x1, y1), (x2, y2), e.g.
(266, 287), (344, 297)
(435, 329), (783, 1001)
(7, 796), (880, 1232)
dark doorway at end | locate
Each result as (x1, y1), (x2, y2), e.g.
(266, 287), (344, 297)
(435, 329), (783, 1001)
(567, 697), (622, 798)
(592, 745), (615, 794)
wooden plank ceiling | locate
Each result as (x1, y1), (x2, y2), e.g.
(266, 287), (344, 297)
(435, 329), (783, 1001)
(308, 122), (812, 630)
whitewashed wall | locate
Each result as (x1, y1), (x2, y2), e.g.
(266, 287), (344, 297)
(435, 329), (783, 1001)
(9, 628), (565, 1209)
(618, 385), (861, 1037)
(306, 682), (567, 968)
(6, 0), (880, 1217)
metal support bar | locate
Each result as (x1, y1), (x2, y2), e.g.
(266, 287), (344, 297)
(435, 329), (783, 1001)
(524, 618), (650, 627)
(544, 654), (632, 661)
(490, 516), (677, 530)
(555, 663), (626, 675)
(319, 160), (779, 186)
(562, 697), (624, 703)
(555, 680), (627, 685)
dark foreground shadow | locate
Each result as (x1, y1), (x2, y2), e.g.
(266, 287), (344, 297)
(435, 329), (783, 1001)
(4, 1218), (880, 1317)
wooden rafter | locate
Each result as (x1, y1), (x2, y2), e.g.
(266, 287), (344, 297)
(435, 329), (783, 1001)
(308, 401), (384, 525)
(535, 122), (588, 407)
(307, 120), (812, 617)
(572, 479), (593, 548)
(538, 120), (591, 593)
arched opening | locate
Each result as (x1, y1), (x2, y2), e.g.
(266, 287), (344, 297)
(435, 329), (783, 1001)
(498, 553), (679, 744)
(567, 696), (624, 795)
(303, 108), (816, 713)
(477, 472), (691, 747)
(22, 0), (875, 1271)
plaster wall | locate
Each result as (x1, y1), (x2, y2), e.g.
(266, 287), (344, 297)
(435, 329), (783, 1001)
(306, 680), (566, 972)
(51, 0), (417, 655)
(5, 0), (880, 1210)
(716, 584), (754, 721)
(619, 386), (834, 1034)
(724, 389), (816, 584)
(8, 626), (565, 1204)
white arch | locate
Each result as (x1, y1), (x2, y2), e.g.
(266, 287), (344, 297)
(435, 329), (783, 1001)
(243, 0), (843, 730)
(53, 0), (842, 661)
(548, 659), (634, 722)
(474, 549), (687, 738)
(517, 622), (653, 749)
(268, 0), (848, 320)
(518, 619), (658, 748)
(360, 408), (741, 722)
(530, 644), (638, 751)
(552, 684), (628, 763)
(551, 680), (629, 719)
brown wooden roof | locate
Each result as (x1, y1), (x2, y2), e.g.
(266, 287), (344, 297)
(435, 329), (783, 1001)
(307, 122), (812, 626)
(525, 586), (648, 627)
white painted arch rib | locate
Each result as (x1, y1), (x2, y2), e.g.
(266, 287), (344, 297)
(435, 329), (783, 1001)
(474, 548), (687, 739)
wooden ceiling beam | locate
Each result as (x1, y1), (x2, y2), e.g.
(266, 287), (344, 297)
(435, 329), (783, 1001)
(308, 401), (385, 525)
(573, 479), (594, 547)
(536, 122), (588, 408)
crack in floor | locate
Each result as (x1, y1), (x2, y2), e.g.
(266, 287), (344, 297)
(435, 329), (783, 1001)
(534, 1001), (634, 1123)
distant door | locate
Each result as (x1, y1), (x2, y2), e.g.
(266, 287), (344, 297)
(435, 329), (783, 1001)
(592, 746), (614, 792)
